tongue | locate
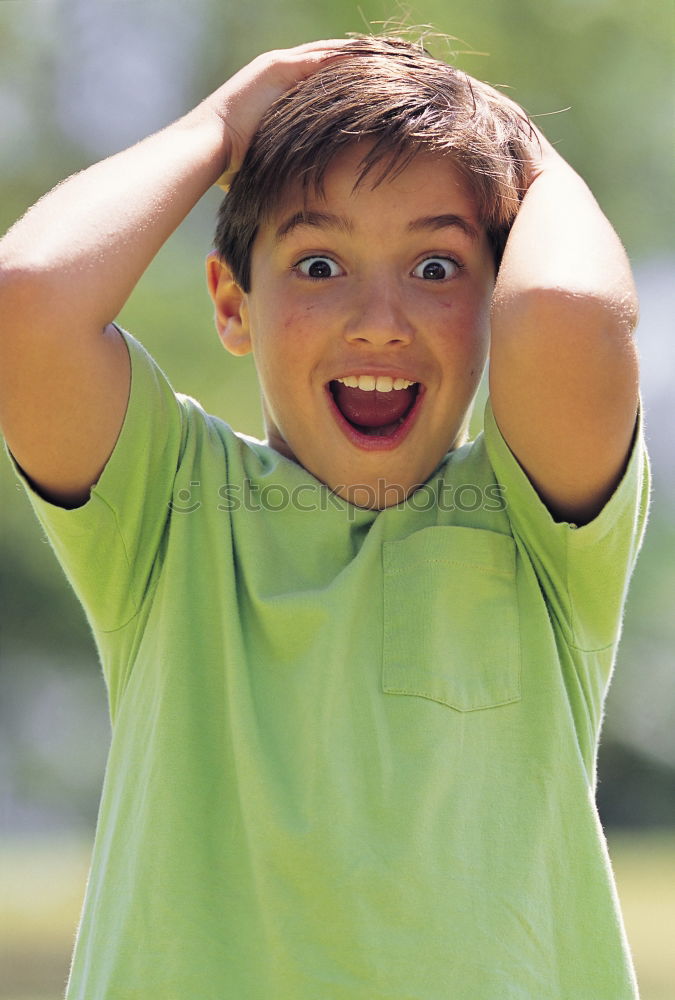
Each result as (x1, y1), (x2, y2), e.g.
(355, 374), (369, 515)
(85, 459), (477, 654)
(331, 382), (415, 428)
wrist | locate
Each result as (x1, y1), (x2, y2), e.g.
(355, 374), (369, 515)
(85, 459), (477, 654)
(525, 128), (571, 186)
(178, 100), (234, 187)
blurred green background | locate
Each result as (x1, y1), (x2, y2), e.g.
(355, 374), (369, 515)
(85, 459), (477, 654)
(1, 1), (673, 998)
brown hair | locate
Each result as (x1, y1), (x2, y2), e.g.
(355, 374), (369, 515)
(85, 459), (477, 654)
(214, 36), (533, 291)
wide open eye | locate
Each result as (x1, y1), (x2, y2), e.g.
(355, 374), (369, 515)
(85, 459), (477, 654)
(295, 256), (343, 279)
(412, 257), (460, 281)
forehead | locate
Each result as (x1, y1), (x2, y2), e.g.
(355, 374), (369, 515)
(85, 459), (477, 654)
(252, 143), (493, 267)
(264, 143), (484, 240)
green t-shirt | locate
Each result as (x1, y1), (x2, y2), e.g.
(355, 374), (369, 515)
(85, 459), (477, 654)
(16, 329), (649, 999)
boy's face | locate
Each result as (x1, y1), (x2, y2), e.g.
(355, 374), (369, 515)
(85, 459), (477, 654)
(210, 144), (496, 509)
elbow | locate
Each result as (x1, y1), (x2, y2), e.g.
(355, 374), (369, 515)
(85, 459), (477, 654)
(615, 284), (640, 337)
(492, 283), (640, 346)
(0, 251), (46, 300)
(0, 244), (54, 285)
(0, 263), (40, 327)
(0, 214), (62, 293)
(0, 254), (64, 344)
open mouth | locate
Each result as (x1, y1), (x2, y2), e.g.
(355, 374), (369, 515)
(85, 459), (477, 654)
(326, 376), (424, 450)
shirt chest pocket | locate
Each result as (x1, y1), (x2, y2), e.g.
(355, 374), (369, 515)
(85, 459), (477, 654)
(382, 526), (521, 712)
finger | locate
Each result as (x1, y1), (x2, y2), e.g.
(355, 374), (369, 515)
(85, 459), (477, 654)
(290, 38), (353, 53)
(270, 42), (355, 94)
(281, 39), (356, 66)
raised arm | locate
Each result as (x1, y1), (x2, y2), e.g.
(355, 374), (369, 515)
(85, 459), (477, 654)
(0, 41), (349, 508)
(489, 118), (640, 525)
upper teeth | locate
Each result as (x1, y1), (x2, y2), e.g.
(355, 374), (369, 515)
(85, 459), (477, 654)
(336, 375), (415, 392)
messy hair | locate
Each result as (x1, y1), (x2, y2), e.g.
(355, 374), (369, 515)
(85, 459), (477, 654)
(214, 35), (533, 291)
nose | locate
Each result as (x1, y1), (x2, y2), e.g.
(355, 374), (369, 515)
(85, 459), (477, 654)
(343, 280), (414, 348)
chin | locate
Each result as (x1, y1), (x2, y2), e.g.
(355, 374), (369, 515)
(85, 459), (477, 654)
(331, 480), (411, 510)
(323, 460), (443, 509)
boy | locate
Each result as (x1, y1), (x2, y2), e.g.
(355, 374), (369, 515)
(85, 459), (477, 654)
(0, 35), (649, 1000)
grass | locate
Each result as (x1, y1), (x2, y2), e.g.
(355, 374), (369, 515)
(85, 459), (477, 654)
(608, 832), (675, 1000)
(1, 831), (673, 999)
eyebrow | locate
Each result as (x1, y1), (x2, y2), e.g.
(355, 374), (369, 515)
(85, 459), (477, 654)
(406, 214), (481, 243)
(274, 209), (480, 243)
(275, 211), (354, 241)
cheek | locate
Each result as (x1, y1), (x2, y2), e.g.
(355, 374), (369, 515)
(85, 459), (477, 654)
(251, 298), (304, 361)
(435, 298), (490, 359)
(251, 308), (319, 405)
(278, 305), (319, 339)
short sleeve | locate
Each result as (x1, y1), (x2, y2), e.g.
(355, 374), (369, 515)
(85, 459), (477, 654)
(483, 397), (651, 652)
(8, 327), (185, 635)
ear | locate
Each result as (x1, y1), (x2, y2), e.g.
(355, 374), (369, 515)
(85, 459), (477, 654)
(205, 251), (251, 357)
